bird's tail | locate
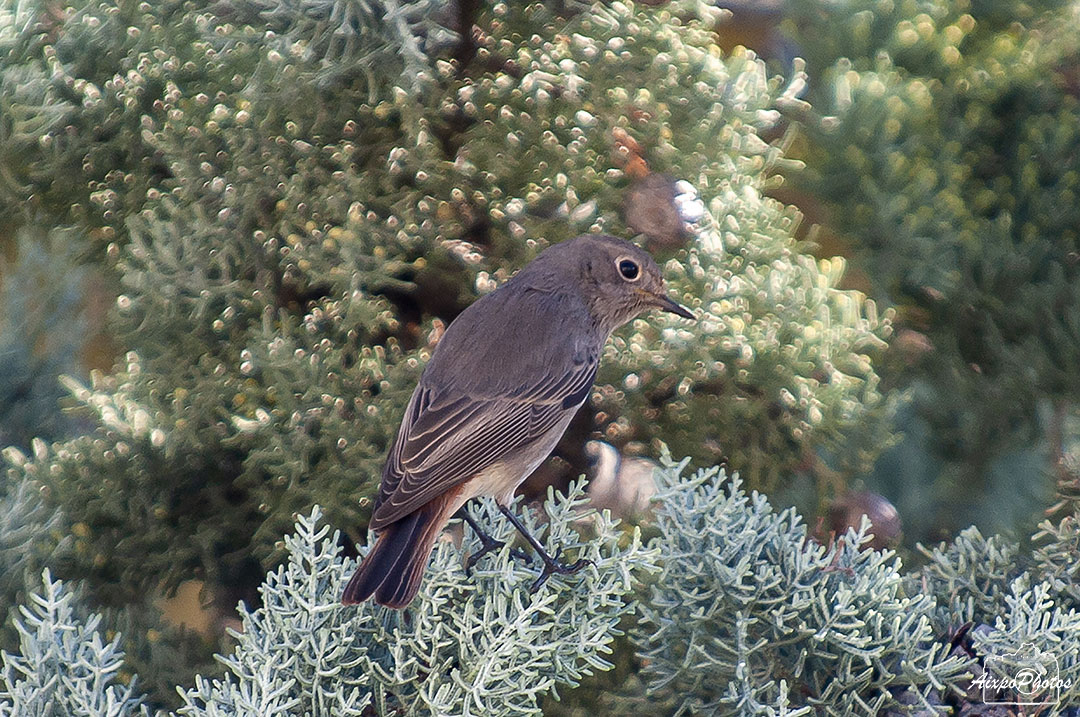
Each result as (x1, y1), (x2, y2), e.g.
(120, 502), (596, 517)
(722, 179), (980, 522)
(341, 500), (450, 609)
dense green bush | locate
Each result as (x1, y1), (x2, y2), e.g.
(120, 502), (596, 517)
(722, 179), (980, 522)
(1, 0), (891, 690)
(785, 0), (1080, 529)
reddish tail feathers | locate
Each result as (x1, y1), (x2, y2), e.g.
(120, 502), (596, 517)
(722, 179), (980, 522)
(342, 500), (451, 609)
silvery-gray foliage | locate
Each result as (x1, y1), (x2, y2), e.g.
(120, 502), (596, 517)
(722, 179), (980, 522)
(7, 462), (1080, 715)
(176, 483), (657, 716)
(0, 570), (149, 717)
(965, 577), (1080, 707)
(913, 526), (1027, 628)
(632, 456), (969, 716)
(1, 484), (655, 717)
(912, 522), (1080, 707)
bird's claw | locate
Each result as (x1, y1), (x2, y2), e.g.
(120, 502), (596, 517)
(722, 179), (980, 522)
(528, 547), (592, 593)
(465, 535), (504, 575)
(466, 539), (536, 575)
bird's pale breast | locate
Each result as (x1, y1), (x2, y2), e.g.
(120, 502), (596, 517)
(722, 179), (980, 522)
(448, 405), (579, 512)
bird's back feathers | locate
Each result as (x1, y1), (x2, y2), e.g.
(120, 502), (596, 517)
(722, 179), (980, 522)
(369, 282), (600, 530)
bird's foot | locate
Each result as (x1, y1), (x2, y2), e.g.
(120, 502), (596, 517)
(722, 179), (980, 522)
(465, 534), (534, 575)
(465, 533), (503, 575)
(528, 546), (591, 593)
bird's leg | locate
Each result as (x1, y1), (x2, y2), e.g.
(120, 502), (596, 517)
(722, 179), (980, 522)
(496, 505), (591, 593)
(458, 508), (531, 574)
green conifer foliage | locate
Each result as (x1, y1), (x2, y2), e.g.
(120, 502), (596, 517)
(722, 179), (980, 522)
(1, 0), (893, 619)
(3, 1), (1080, 710)
(2, 0), (447, 603)
(785, 0), (1080, 472)
(0, 227), (90, 451)
(402, 1), (895, 488)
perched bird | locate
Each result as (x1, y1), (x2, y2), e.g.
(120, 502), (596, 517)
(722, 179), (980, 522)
(342, 234), (693, 609)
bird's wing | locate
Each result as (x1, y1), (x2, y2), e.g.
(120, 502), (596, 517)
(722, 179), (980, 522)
(369, 350), (598, 530)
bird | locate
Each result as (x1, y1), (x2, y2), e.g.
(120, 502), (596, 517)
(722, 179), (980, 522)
(342, 234), (693, 609)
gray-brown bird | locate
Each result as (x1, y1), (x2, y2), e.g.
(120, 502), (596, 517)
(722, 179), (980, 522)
(342, 234), (693, 609)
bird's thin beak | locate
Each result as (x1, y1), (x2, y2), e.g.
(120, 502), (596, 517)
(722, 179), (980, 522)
(653, 292), (695, 320)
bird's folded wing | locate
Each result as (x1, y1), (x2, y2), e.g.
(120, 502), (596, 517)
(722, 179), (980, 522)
(369, 356), (597, 529)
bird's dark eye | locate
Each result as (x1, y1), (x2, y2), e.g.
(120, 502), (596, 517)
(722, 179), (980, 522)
(618, 259), (640, 281)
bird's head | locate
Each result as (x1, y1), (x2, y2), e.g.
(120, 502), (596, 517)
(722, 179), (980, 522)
(544, 234), (694, 332)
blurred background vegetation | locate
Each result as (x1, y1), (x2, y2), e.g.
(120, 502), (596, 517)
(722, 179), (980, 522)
(2, 0), (1080, 712)
(781, 0), (1080, 545)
